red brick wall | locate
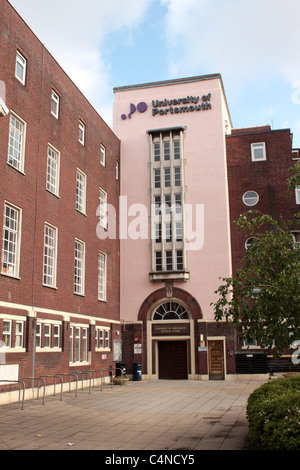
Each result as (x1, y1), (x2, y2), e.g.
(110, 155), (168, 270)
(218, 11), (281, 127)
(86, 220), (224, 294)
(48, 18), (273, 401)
(226, 127), (299, 273)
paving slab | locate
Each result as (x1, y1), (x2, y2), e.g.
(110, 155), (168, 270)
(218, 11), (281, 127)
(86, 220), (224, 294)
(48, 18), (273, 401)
(0, 379), (266, 452)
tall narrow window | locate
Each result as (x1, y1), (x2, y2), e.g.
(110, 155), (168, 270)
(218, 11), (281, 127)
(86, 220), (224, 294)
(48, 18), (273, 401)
(46, 144), (60, 196)
(82, 328), (88, 362)
(54, 325), (60, 348)
(74, 239), (85, 295)
(44, 324), (51, 348)
(15, 51), (26, 85)
(69, 326), (74, 362)
(79, 120), (85, 145)
(100, 144), (106, 166)
(105, 330), (110, 349)
(8, 112), (26, 172)
(36, 323), (41, 348)
(99, 188), (108, 229)
(1, 203), (22, 277)
(76, 169), (86, 214)
(15, 321), (24, 348)
(51, 90), (60, 118)
(75, 327), (80, 362)
(98, 252), (107, 301)
(43, 223), (57, 288)
(2, 320), (12, 347)
(296, 187), (300, 205)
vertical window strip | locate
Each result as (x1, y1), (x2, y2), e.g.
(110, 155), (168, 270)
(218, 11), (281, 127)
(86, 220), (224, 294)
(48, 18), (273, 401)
(2, 320), (12, 347)
(99, 189), (108, 229)
(76, 170), (86, 213)
(46, 145), (60, 196)
(8, 114), (25, 171)
(98, 252), (107, 301)
(51, 90), (59, 118)
(74, 239), (85, 295)
(15, 321), (24, 348)
(15, 51), (26, 85)
(43, 224), (57, 287)
(1, 203), (21, 277)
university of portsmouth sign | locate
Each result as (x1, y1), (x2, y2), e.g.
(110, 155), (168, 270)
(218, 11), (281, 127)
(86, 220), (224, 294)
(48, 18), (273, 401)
(152, 93), (212, 117)
(120, 93), (212, 120)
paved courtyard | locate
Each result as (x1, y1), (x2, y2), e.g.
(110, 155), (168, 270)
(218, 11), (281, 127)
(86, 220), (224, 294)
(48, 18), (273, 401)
(0, 379), (265, 451)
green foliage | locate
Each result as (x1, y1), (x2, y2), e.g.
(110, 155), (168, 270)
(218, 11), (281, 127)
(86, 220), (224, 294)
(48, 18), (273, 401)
(246, 375), (300, 450)
(212, 210), (300, 357)
(287, 160), (300, 197)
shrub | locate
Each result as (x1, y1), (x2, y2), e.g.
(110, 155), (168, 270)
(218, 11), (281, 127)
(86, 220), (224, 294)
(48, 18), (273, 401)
(246, 375), (300, 450)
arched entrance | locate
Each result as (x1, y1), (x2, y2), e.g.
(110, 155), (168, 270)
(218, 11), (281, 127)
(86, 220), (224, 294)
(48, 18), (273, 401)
(138, 288), (203, 380)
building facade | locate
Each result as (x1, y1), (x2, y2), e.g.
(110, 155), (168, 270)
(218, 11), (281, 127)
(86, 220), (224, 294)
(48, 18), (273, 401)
(113, 76), (237, 380)
(0, 0), (121, 392)
(1, 1), (299, 398)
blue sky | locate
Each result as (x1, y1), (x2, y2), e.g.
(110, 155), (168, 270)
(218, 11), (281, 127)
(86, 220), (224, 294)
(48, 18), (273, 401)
(9, 0), (300, 147)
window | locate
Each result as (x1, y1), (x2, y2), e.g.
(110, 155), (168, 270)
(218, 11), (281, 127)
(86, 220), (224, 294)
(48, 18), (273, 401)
(51, 90), (60, 118)
(82, 328), (88, 362)
(154, 169), (161, 188)
(74, 239), (85, 295)
(100, 144), (106, 166)
(98, 252), (107, 301)
(152, 301), (189, 320)
(1, 203), (22, 278)
(176, 250), (184, 270)
(75, 327), (80, 362)
(46, 144), (60, 196)
(44, 324), (51, 348)
(36, 323), (41, 348)
(105, 330), (110, 349)
(242, 190), (259, 206)
(295, 187), (300, 205)
(251, 142), (266, 161)
(79, 120), (85, 145)
(116, 161), (119, 180)
(164, 141), (170, 161)
(99, 329), (104, 348)
(15, 51), (26, 85)
(76, 169), (86, 214)
(155, 251), (162, 271)
(15, 321), (24, 348)
(164, 168), (171, 187)
(69, 326), (74, 362)
(174, 167), (181, 186)
(2, 320), (12, 347)
(166, 251), (173, 271)
(54, 325), (60, 348)
(8, 112), (26, 172)
(43, 223), (57, 288)
(291, 231), (300, 248)
(99, 188), (108, 229)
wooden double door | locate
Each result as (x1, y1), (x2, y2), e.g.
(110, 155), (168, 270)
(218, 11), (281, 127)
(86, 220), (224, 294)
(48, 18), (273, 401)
(158, 341), (188, 380)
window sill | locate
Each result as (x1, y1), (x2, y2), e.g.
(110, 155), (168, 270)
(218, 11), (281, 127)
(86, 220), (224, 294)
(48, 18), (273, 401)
(149, 270), (190, 283)
(2, 347), (26, 353)
(36, 348), (62, 353)
(1, 272), (21, 280)
(7, 162), (26, 175)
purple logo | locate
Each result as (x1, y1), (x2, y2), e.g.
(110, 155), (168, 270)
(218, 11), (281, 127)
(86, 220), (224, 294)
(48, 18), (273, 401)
(121, 102), (148, 120)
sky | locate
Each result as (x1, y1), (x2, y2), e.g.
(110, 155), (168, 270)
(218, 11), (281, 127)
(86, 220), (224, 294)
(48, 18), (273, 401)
(8, 0), (300, 148)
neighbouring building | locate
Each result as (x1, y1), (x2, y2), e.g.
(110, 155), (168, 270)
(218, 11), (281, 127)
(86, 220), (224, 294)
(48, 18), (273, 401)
(0, 0), (121, 396)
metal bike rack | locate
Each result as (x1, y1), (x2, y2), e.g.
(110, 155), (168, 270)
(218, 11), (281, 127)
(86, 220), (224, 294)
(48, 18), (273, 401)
(38, 375), (64, 401)
(0, 380), (25, 410)
(22, 377), (46, 405)
(73, 371), (92, 394)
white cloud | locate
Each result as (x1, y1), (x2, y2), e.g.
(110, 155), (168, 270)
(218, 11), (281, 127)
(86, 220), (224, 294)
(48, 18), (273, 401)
(161, 0), (300, 85)
(10, 0), (153, 125)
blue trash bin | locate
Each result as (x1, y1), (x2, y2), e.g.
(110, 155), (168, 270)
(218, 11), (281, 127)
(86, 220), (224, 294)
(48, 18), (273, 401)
(133, 362), (142, 381)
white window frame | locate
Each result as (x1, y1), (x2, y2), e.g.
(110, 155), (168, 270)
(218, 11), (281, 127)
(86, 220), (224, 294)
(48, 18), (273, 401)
(2, 320), (12, 348)
(75, 327), (80, 362)
(46, 144), (60, 197)
(74, 239), (85, 296)
(100, 144), (106, 167)
(99, 188), (108, 229)
(251, 142), (266, 162)
(99, 329), (104, 348)
(105, 329), (110, 349)
(295, 187), (300, 205)
(82, 328), (88, 362)
(79, 120), (85, 145)
(98, 252), (107, 301)
(1, 202), (22, 278)
(44, 324), (51, 348)
(116, 161), (119, 180)
(51, 90), (60, 119)
(15, 321), (24, 348)
(43, 223), (58, 288)
(36, 322), (41, 348)
(69, 326), (74, 363)
(15, 51), (27, 85)
(53, 324), (60, 348)
(7, 112), (26, 173)
(76, 169), (86, 214)
(242, 190), (259, 207)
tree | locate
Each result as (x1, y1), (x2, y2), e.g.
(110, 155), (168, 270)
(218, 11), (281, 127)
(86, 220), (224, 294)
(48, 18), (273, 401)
(212, 210), (300, 358)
